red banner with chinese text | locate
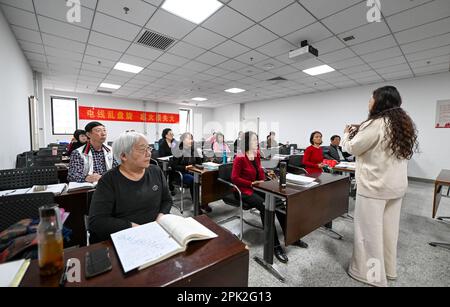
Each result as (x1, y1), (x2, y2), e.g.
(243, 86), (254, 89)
(79, 106), (180, 124)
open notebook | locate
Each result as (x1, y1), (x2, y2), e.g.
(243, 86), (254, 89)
(0, 259), (30, 287)
(111, 215), (217, 273)
(67, 181), (97, 192)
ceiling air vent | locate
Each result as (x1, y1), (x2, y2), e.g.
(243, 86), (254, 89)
(267, 76), (287, 81)
(97, 90), (113, 94)
(136, 30), (175, 51)
(342, 35), (355, 42)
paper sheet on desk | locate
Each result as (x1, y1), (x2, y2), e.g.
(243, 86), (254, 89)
(286, 173), (316, 184)
(0, 188), (31, 196)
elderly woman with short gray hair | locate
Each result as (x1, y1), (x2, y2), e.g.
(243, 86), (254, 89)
(89, 132), (172, 243)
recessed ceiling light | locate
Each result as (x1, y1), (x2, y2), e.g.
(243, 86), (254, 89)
(114, 62), (144, 74)
(192, 97), (208, 101)
(303, 65), (335, 76)
(225, 88), (246, 94)
(161, 0), (223, 24)
(100, 83), (121, 90)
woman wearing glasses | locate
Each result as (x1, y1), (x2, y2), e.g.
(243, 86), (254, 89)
(89, 132), (173, 243)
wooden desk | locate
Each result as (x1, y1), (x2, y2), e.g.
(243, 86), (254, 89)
(189, 167), (232, 216)
(20, 215), (249, 287)
(432, 169), (450, 218)
(253, 173), (349, 281)
(55, 189), (95, 247)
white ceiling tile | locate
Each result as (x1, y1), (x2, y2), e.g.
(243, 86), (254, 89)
(157, 53), (190, 66)
(81, 62), (111, 74)
(85, 44), (123, 61)
(182, 60), (212, 72)
(351, 35), (397, 55)
(394, 17), (450, 44)
(236, 66), (264, 76)
(300, 0), (362, 19)
(195, 50), (228, 65)
(409, 55), (450, 68)
(222, 71), (246, 81)
(413, 62), (449, 75)
(45, 46), (84, 61)
(376, 63), (411, 74)
(217, 59), (248, 71)
(143, 0), (164, 7)
(228, 0), (294, 22)
(405, 45), (450, 62)
(11, 25), (42, 44)
(234, 50), (269, 65)
(329, 56), (365, 70)
(0, 5), (38, 30)
(183, 27), (227, 49)
(97, 0), (156, 26)
(313, 37), (346, 55)
(351, 70), (380, 79)
(167, 41), (205, 59)
(147, 61), (177, 73)
(256, 38), (296, 57)
(42, 33), (86, 53)
(332, 80), (359, 88)
(119, 54), (152, 67)
(260, 2), (316, 37)
(34, 0), (94, 29)
(321, 1), (372, 34)
(401, 33), (450, 54)
(0, 0), (34, 12)
(38, 16), (90, 42)
(361, 46), (403, 63)
(83, 55), (116, 68)
(140, 68), (167, 78)
(382, 70), (414, 81)
(268, 65), (298, 76)
(202, 6), (254, 37)
(18, 40), (45, 54)
(319, 47), (355, 63)
(93, 12), (141, 41)
(386, 0), (450, 33)
(370, 56), (406, 69)
(88, 31), (131, 52)
(211, 40), (250, 58)
(126, 43), (164, 60)
(339, 21), (391, 46)
(291, 58), (325, 70)
(283, 22), (333, 46)
(204, 67), (230, 77)
(232, 24), (278, 49)
(145, 8), (196, 39)
(340, 63), (372, 74)
(379, 0), (433, 17)
(24, 51), (46, 62)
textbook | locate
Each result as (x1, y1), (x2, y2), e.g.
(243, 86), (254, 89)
(0, 259), (30, 287)
(27, 183), (67, 195)
(67, 181), (97, 192)
(111, 215), (218, 273)
(286, 173), (317, 186)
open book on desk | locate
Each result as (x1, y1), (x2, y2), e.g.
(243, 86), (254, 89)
(111, 214), (218, 273)
(27, 183), (67, 195)
(67, 181), (97, 192)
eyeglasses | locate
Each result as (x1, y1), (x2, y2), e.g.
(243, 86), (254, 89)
(134, 144), (152, 154)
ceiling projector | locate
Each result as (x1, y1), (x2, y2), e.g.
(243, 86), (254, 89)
(289, 40), (319, 61)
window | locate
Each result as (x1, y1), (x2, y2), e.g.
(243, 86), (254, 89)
(179, 109), (192, 134)
(51, 96), (77, 135)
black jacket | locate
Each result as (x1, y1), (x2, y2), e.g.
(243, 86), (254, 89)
(323, 145), (351, 161)
(159, 140), (174, 157)
(172, 148), (203, 173)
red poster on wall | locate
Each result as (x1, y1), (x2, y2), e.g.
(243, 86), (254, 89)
(79, 106), (180, 124)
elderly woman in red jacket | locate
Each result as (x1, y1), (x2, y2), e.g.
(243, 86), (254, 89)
(231, 131), (308, 264)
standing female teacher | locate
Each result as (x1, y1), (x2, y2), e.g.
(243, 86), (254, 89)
(342, 86), (418, 287)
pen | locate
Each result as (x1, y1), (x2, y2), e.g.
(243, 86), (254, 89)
(59, 259), (71, 287)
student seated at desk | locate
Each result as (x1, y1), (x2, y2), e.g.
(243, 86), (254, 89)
(158, 128), (177, 195)
(212, 132), (231, 162)
(67, 121), (119, 183)
(172, 133), (210, 212)
(67, 129), (87, 156)
(88, 132), (172, 243)
(323, 135), (352, 162)
(232, 131), (308, 264)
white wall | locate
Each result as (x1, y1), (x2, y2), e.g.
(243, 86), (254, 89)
(0, 9), (34, 169)
(212, 104), (241, 141)
(243, 72), (450, 180)
(43, 89), (214, 145)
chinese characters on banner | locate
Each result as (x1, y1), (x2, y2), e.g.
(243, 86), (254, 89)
(435, 100), (450, 128)
(79, 106), (180, 124)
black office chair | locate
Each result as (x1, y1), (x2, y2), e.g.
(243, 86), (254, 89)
(217, 163), (263, 241)
(0, 166), (59, 190)
(287, 155), (308, 175)
(0, 193), (55, 232)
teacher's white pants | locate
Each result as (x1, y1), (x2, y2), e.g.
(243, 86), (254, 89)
(348, 194), (403, 287)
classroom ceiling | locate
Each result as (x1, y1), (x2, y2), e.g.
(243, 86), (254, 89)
(1, 0), (449, 108)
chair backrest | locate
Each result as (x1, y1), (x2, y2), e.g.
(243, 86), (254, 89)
(0, 167), (59, 190)
(279, 146), (290, 155)
(288, 154), (305, 167)
(218, 163), (234, 182)
(0, 193), (55, 232)
(151, 148), (160, 159)
(32, 156), (62, 167)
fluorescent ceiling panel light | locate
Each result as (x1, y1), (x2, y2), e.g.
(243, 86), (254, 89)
(162, 0), (223, 24)
(302, 65), (335, 76)
(100, 83), (121, 90)
(225, 88), (246, 94)
(114, 62), (144, 74)
(192, 97), (208, 101)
